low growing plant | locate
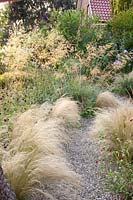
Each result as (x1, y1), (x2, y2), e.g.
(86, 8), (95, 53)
(1, 97), (79, 200)
(105, 148), (133, 200)
(112, 50), (133, 74)
(112, 73), (133, 98)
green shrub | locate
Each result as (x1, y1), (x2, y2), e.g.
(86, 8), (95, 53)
(57, 10), (99, 52)
(110, 0), (133, 15)
(0, 70), (62, 128)
(8, 0), (75, 30)
(123, 59), (133, 74)
(113, 73), (133, 98)
(107, 9), (133, 50)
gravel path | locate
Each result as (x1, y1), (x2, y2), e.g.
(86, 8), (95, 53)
(45, 119), (120, 200)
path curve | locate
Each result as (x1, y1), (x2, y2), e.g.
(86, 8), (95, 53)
(45, 119), (120, 200)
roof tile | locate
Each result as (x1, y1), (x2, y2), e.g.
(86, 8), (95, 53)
(90, 0), (111, 21)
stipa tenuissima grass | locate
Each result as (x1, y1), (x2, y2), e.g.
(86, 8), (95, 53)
(93, 103), (133, 156)
(1, 97), (80, 200)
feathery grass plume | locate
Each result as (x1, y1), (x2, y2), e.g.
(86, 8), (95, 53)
(11, 119), (68, 157)
(33, 118), (69, 143)
(2, 30), (31, 71)
(1, 99), (80, 200)
(2, 125), (78, 199)
(51, 97), (80, 126)
(12, 102), (52, 138)
(0, 165), (16, 200)
(93, 103), (133, 156)
(10, 129), (63, 157)
(95, 91), (121, 109)
(2, 152), (78, 200)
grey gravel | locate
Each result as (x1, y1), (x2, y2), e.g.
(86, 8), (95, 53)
(44, 119), (120, 200)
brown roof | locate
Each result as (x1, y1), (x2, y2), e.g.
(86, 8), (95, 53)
(77, 0), (112, 21)
(90, 0), (111, 21)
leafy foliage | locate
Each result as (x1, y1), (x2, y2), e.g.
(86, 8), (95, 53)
(57, 10), (99, 52)
(107, 9), (133, 49)
(110, 0), (133, 14)
(9, 0), (75, 30)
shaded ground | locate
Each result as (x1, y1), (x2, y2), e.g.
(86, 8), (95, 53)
(44, 119), (120, 200)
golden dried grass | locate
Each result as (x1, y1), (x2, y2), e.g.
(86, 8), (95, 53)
(2, 152), (77, 199)
(1, 97), (80, 199)
(95, 91), (121, 109)
(12, 102), (52, 138)
(38, 29), (70, 68)
(51, 97), (80, 126)
(2, 28), (70, 73)
(2, 31), (31, 70)
(93, 103), (133, 154)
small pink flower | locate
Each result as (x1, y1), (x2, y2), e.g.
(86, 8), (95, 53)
(113, 60), (122, 66)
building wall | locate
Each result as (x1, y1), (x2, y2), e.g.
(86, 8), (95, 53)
(76, 0), (89, 13)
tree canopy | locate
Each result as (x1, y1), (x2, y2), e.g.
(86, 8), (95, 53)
(8, 0), (75, 29)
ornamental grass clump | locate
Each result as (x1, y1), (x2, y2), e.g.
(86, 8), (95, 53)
(57, 10), (99, 52)
(1, 97), (80, 200)
(51, 97), (80, 126)
(94, 98), (133, 199)
(93, 103), (133, 157)
(12, 102), (53, 138)
(95, 91), (121, 109)
(2, 31), (31, 71)
(2, 152), (77, 200)
(2, 27), (70, 73)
